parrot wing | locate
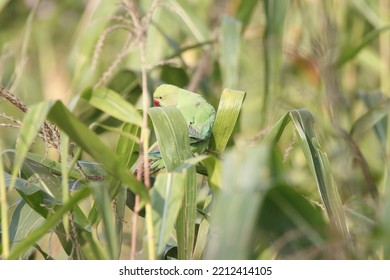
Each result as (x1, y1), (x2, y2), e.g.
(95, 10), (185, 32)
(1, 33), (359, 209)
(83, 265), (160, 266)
(177, 93), (215, 150)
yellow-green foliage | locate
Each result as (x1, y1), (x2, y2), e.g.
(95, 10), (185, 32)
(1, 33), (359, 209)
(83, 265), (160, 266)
(1, 0), (390, 260)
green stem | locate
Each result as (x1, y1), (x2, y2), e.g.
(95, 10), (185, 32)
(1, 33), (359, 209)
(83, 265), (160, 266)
(0, 146), (10, 259)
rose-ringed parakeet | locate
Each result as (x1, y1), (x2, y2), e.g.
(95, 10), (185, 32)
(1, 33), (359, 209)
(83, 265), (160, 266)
(153, 84), (216, 153)
(127, 85), (215, 213)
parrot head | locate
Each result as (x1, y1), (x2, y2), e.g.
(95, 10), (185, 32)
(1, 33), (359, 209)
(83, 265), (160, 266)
(153, 84), (179, 107)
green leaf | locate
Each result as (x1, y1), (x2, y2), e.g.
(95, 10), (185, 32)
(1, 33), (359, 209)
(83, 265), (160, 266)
(82, 87), (143, 127)
(168, 0), (210, 42)
(148, 107), (192, 171)
(219, 16), (242, 89)
(205, 144), (275, 259)
(358, 91), (388, 150)
(114, 185), (126, 257)
(113, 122), (141, 256)
(116, 123), (141, 169)
(9, 200), (45, 255)
(350, 99), (390, 140)
(33, 244), (54, 260)
(0, 145), (10, 258)
(69, 2), (118, 91)
(4, 172), (53, 218)
(90, 182), (118, 259)
(4, 164), (91, 256)
(77, 70), (141, 131)
(4, 151), (64, 199)
(79, 231), (108, 260)
(202, 155), (222, 191)
(7, 187), (91, 259)
(381, 160), (390, 258)
(192, 192), (212, 260)
(236, 0), (259, 31)
(166, 40), (215, 60)
(23, 152), (82, 180)
(9, 101), (52, 190)
(262, 0), (290, 121)
(108, 69), (141, 98)
(71, 204), (91, 232)
(0, 0), (10, 13)
(47, 101), (148, 203)
(337, 25), (390, 68)
(60, 131), (71, 240)
(160, 65), (189, 88)
(257, 184), (327, 258)
(76, 160), (107, 179)
(88, 124), (142, 225)
(151, 172), (185, 256)
(209, 88), (246, 152)
(148, 106), (196, 259)
(263, 109), (350, 239)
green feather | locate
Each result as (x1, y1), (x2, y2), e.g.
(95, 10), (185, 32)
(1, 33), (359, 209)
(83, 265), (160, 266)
(153, 84), (216, 153)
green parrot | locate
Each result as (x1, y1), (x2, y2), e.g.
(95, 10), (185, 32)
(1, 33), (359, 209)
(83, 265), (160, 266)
(153, 84), (216, 153)
(127, 85), (216, 213)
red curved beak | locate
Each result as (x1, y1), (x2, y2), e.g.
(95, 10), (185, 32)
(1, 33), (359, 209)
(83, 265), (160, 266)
(153, 99), (160, 106)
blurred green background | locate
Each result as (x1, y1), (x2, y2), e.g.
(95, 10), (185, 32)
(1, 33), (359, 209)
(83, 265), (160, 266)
(1, 0), (390, 259)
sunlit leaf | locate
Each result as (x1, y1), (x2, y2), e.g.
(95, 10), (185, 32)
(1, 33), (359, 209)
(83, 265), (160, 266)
(151, 172), (185, 256)
(209, 88), (246, 152)
(219, 16), (242, 89)
(148, 106), (196, 259)
(47, 101), (148, 202)
(82, 87), (143, 127)
(148, 107), (192, 171)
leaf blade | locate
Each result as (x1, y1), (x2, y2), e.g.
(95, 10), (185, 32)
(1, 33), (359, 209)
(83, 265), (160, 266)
(82, 87), (143, 127)
(47, 101), (148, 202)
(10, 101), (52, 190)
(148, 106), (196, 260)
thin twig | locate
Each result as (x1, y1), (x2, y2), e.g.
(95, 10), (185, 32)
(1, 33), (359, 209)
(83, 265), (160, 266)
(123, 0), (159, 260)
(124, 0), (144, 260)
(141, 0), (159, 261)
(94, 30), (136, 89)
(91, 24), (133, 73)
(69, 212), (82, 260)
(0, 112), (22, 125)
(110, 15), (134, 26)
